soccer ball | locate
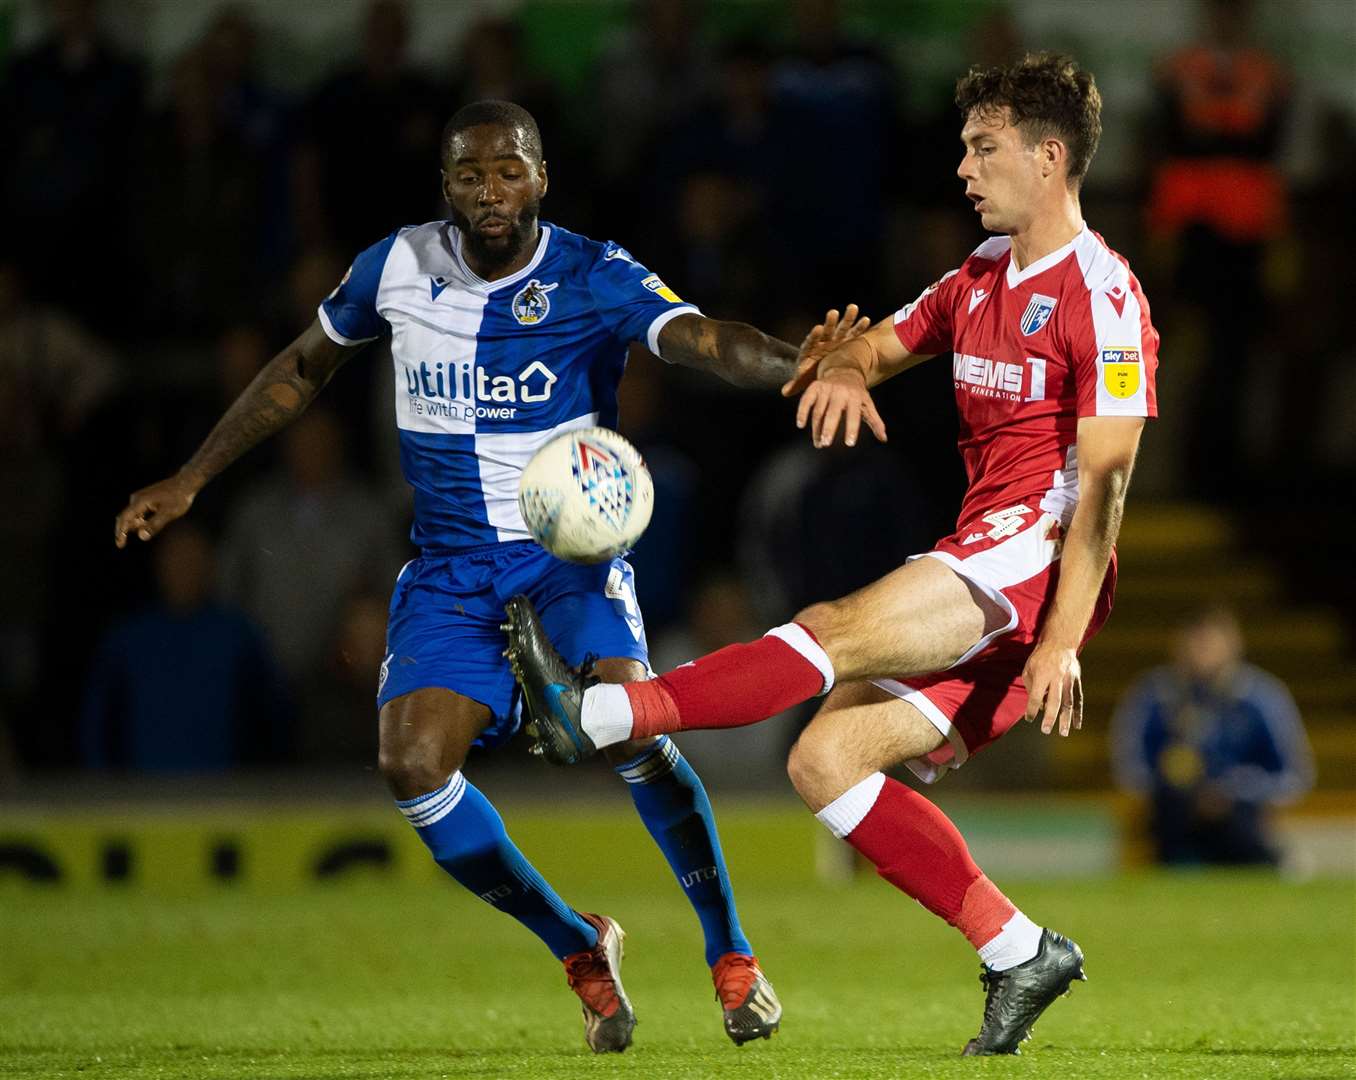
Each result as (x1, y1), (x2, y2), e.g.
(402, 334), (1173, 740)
(518, 427), (654, 564)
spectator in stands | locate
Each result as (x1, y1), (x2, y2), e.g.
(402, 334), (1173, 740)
(0, 258), (120, 761)
(80, 522), (292, 770)
(1111, 606), (1314, 867)
(300, 591), (390, 764)
(199, 4), (294, 271)
(655, 37), (793, 325)
(135, 45), (267, 335)
(0, 0), (144, 334)
(737, 437), (935, 628)
(590, 0), (712, 222)
(293, 0), (444, 253)
(445, 16), (586, 230)
(769, 0), (902, 316)
(218, 406), (406, 704)
(1145, 0), (1291, 499)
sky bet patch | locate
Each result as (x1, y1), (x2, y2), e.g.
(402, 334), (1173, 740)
(641, 273), (682, 303)
(1102, 347), (1141, 398)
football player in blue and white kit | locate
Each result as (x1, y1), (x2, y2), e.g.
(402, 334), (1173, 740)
(115, 100), (865, 1052)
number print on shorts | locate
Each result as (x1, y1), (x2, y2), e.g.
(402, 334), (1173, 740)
(979, 503), (1034, 541)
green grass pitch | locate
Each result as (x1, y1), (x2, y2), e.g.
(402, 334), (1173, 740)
(1, 804), (1352, 1079)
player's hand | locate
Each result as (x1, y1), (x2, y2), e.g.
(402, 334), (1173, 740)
(781, 304), (871, 398)
(1021, 642), (1083, 736)
(796, 368), (887, 448)
(114, 475), (197, 548)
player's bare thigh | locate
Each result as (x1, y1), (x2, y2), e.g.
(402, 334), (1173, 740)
(787, 680), (947, 812)
(796, 555), (1006, 684)
(378, 688), (492, 800)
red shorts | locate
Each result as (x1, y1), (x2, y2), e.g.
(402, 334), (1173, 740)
(872, 504), (1116, 783)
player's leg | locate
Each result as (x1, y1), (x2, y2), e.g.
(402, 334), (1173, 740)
(787, 682), (1041, 963)
(519, 548), (780, 1044)
(379, 686), (636, 1053)
(507, 555), (996, 752)
(378, 687), (598, 958)
(595, 657), (781, 1044)
(787, 682), (1085, 1056)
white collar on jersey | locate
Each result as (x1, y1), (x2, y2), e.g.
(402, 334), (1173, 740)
(449, 224), (553, 293)
(1005, 222), (1087, 289)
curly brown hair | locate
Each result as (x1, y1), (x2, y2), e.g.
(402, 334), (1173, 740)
(955, 53), (1103, 186)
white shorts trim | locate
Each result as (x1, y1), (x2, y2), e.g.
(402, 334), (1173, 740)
(909, 510), (1061, 669)
(870, 679), (970, 784)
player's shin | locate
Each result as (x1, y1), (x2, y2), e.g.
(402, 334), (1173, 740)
(814, 773), (1041, 970)
(613, 737), (752, 966)
(395, 771), (597, 957)
(583, 624), (834, 746)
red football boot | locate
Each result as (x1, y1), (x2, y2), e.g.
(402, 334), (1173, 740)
(562, 913), (636, 1053)
(712, 953), (782, 1044)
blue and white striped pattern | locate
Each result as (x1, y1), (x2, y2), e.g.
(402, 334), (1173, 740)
(614, 736), (680, 785)
(318, 220), (699, 553)
(395, 771), (468, 829)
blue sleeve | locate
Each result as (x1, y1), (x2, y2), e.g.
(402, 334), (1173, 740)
(587, 241), (700, 356)
(318, 231), (399, 345)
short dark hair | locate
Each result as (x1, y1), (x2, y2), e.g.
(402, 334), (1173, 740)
(955, 53), (1102, 185)
(441, 100), (543, 166)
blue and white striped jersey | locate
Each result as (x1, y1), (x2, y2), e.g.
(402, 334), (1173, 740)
(318, 221), (699, 552)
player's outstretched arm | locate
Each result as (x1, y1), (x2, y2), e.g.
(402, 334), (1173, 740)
(792, 318), (932, 448)
(114, 320), (362, 548)
(1022, 415), (1145, 736)
(653, 312), (800, 390)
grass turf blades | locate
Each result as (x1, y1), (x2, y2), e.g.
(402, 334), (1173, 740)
(1, 805), (1351, 1079)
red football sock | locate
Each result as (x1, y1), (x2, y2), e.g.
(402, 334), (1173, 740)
(625, 625), (830, 739)
(845, 777), (1015, 949)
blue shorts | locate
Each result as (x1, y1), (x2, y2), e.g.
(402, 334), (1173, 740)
(377, 541), (649, 749)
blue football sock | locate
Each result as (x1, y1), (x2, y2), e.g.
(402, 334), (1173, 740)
(396, 772), (597, 959)
(616, 736), (752, 966)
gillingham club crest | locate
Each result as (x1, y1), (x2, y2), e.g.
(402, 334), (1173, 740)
(512, 278), (559, 325)
(1020, 292), (1058, 335)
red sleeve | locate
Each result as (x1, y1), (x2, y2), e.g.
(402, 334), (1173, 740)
(892, 269), (960, 356)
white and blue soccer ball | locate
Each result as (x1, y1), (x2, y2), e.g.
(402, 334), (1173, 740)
(518, 427), (654, 564)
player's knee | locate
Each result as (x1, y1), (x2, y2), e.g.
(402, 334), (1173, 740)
(377, 738), (449, 800)
(787, 724), (846, 811)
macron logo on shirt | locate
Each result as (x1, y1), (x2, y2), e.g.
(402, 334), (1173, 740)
(430, 276), (451, 301)
(1105, 285), (1127, 318)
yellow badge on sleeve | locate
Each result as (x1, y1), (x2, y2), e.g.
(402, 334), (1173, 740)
(641, 273), (683, 304)
(1100, 348), (1141, 399)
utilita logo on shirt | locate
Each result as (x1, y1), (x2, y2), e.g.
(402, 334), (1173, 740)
(404, 359), (558, 419)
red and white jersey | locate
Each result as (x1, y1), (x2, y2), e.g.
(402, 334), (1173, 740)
(893, 225), (1158, 529)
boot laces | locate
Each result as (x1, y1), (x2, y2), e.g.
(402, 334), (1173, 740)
(565, 949), (619, 1017)
(712, 954), (760, 1010)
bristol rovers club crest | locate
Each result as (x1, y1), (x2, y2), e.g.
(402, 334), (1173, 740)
(512, 279), (559, 325)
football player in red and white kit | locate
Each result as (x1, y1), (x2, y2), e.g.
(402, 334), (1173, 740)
(507, 54), (1158, 1055)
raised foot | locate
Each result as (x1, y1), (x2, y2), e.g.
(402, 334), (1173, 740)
(501, 594), (597, 765)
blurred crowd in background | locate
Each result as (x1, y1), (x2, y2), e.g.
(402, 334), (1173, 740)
(1, 0), (1352, 782)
